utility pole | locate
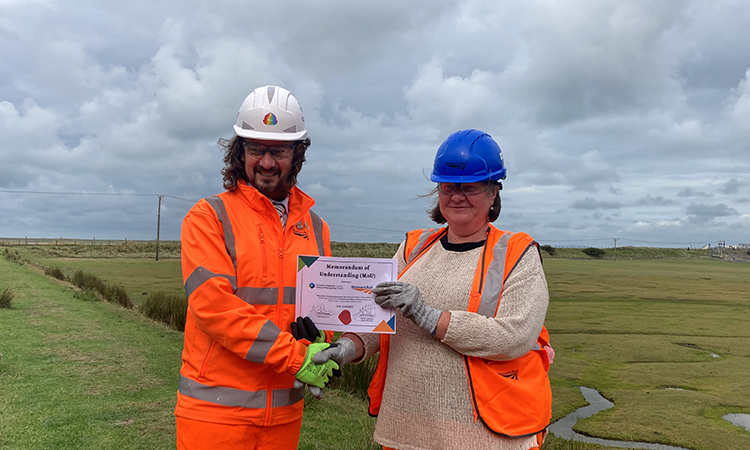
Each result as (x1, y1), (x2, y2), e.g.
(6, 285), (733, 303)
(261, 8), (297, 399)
(156, 195), (164, 261)
(613, 237), (619, 261)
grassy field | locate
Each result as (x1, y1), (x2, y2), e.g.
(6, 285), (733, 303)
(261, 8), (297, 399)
(2, 244), (750, 449)
(544, 258), (750, 449)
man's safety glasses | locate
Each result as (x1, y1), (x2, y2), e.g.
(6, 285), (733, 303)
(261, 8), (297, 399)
(437, 182), (490, 196)
(243, 142), (296, 160)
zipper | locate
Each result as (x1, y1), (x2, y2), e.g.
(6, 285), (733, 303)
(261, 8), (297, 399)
(199, 341), (217, 378)
(257, 225), (268, 279)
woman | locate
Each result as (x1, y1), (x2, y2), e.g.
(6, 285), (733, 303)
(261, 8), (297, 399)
(316, 129), (553, 450)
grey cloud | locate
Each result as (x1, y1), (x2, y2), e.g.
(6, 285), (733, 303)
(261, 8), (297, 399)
(546, 221), (572, 229)
(637, 195), (675, 206)
(678, 188), (713, 198)
(571, 197), (624, 210)
(685, 203), (739, 225)
(718, 178), (747, 194)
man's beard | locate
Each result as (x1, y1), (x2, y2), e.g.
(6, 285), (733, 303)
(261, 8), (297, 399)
(251, 169), (294, 200)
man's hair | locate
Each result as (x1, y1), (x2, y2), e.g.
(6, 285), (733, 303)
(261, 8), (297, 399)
(426, 182), (502, 224)
(218, 136), (311, 191)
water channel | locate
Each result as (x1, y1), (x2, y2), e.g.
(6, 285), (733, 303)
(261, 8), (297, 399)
(548, 387), (690, 450)
(723, 413), (750, 432)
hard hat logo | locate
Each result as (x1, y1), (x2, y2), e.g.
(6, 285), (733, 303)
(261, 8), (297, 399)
(445, 162), (466, 170)
(263, 113), (278, 126)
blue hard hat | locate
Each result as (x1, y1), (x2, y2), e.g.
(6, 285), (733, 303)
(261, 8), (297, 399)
(430, 129), (506, 183)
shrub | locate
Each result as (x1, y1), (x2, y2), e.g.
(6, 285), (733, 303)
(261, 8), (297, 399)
(2, 249), (24, 264)
(104, 284), (134, 309)
(71, 269), (133, 309)
(141, 291), (188, 331)
(582, 247), (606, 258)
(331, 242), (400, 259)
(0, 287), (15, 309)
(73, 288), (99, 302)
(540, 245), (556, 256)
(44, 266), (66, 281)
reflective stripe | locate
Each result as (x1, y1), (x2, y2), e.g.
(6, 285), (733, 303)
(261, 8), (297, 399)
(283, 287), (296, 305)
(406, 229), (436, 265)
(309, 210), (325, 256)
(235, 287), (278, 305)
(205, 196), (238, 272)
(185, 266), (237, 300)
(272, 387), (305, 408)
(179, 375), (267, 409)
(233, 287), (296, 305)
(246, 320), (281, 363)
(504, 242), (537, 290)
(477, 233), (511, 318)
(179, 375), (305, 409)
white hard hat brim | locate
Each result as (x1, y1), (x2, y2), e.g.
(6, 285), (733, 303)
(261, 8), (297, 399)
(233, 125), (308, 141)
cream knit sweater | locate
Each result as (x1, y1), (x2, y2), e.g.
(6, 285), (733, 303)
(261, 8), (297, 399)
(355, 238), (550, 450)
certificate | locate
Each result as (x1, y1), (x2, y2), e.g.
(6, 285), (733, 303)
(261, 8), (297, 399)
(296, 255), (397, 334)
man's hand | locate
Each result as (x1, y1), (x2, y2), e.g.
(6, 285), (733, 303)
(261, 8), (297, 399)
(313, 337), (356, 368)
(373, 281), (442, 334)
(295, 343), (339, 389)
(290, 316), (325, 343)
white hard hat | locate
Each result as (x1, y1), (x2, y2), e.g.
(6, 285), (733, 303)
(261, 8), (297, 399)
(233, 85), (307, 141)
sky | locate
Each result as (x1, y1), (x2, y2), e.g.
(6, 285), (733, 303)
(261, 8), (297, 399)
(1, 0), (749, 247)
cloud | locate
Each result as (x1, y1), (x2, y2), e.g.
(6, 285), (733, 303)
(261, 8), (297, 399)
(718, 177), (747, 195)
(2, 0), (750, 246)
(637, 195), (674, 206)
(570, 197), (624, 210)
(685, 203), (739, 224)
(677, 188), (713, 198)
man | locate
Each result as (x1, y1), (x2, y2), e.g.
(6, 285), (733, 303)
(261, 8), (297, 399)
(176, 85), (338, 450)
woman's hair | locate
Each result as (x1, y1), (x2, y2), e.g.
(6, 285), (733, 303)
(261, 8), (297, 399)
(426, 181), (502, 224)
(218, 136), (311, 191)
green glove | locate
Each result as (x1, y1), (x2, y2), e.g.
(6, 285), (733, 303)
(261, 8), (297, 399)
(295, 342), (339, 389)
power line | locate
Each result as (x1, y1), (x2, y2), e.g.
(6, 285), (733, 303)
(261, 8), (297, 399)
(0, 189), (198, 203)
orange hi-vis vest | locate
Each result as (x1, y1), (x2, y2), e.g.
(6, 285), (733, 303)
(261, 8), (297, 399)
(368, 225), (552, 438)
(176, 181), (332, 426)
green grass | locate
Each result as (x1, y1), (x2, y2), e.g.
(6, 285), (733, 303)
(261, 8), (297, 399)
(0, 256), (183, 449)
(541, 245), (711, 260)
(3, 243), (750, 449)
(7, 247), (184, 308)
(544, 258), (750, 449)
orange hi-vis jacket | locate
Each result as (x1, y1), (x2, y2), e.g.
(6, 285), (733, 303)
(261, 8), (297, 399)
(368, 225), (552, 438)
(176, 181), (332, 426)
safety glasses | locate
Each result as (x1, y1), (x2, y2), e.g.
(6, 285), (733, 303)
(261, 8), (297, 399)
(243, 141), (296, 160)
(437, 182), (491, 196)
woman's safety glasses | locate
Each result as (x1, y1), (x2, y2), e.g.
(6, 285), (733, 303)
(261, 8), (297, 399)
(243, 141), (296, 160)
(437, 182), (490, 196)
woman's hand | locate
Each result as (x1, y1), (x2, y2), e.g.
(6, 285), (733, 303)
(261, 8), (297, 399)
(373, 281), (442, 335)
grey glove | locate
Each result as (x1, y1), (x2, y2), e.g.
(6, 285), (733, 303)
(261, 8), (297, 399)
(313, 337), (357, 368)
(372, 281), (442, 334)
(294, 379), (323, 399)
